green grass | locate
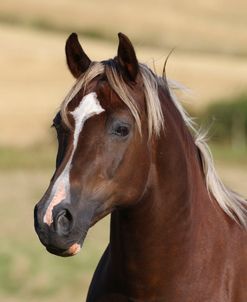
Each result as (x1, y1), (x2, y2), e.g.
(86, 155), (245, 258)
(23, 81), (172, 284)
(210, 143), (247, 165)
(0, 145), (56, 170)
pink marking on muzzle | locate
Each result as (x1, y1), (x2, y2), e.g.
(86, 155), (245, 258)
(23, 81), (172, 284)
(43, 183), (66, 226)
(67, 243), (81, 256)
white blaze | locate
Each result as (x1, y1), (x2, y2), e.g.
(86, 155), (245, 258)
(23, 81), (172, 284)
(43, 92), (105, 225)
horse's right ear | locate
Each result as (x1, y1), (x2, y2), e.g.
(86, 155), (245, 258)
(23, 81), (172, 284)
(65, 33), (91, 78)
(117, 33), (139, 82)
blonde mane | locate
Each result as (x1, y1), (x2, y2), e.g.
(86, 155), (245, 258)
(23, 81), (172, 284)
(166, 78), (247, 229)
(60, 61), (247, 229)
(60, 62), (164, 138)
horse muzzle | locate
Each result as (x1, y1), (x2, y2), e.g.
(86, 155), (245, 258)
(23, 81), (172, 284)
(34, 200), (92, 257)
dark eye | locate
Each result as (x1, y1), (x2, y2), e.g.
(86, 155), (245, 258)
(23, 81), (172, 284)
(112, 123), (130, 137)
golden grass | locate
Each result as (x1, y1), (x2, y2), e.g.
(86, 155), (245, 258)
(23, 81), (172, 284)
(1, 24), (247, 146)
(0, 0), (247, 55)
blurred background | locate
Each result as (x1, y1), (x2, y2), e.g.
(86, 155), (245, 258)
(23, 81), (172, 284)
(0, 0), (247, 301)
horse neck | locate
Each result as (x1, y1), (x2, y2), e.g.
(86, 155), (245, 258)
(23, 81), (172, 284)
(109, 96), (229, 294)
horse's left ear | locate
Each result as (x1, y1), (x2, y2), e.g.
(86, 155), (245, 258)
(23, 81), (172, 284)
(65, 33), (91, 78)
(117, 33), (139, 82)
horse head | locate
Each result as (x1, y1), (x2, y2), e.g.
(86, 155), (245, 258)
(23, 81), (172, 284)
(34, 33), (158, 256)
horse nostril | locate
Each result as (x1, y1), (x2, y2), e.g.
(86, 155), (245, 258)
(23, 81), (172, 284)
(55, 209), (73, 236)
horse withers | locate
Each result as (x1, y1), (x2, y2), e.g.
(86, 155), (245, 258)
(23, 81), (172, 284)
(34, 33), (247, 302)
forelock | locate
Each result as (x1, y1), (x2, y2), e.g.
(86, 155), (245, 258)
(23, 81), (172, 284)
(60, 61), (164, 138)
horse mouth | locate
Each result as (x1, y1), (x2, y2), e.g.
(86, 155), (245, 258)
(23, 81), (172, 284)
(45, 227), (89, 257)
(46, 242), (81, 257)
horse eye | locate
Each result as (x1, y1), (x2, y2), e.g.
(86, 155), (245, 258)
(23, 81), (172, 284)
(113, 124), (130, 137)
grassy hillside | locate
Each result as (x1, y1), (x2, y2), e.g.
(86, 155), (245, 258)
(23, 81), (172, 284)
(0, 1), (246, 146)
(0, 0), (247, 56)
(0, 24), (246, 146)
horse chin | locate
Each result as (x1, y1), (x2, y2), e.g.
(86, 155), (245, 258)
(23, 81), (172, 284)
(46, 242), (81, 257)
(45, 226), (89, 257)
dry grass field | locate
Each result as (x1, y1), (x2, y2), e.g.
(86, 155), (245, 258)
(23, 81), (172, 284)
(0, 0), (247, 146)
(0, 0), (247, 55)
(0, 24), (246, 146)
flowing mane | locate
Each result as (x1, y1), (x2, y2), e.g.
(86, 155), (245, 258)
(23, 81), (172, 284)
(167, 78), (247, 229)
(60, 60), (247, 229)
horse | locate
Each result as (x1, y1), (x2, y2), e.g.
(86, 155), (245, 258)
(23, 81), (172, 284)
(34, 32), (247, 302)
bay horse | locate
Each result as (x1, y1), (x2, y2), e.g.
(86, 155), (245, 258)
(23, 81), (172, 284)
(34, 33), (247, 302)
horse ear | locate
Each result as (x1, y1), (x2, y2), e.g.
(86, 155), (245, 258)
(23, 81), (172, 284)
(117, 33), (139, 82)
(65, 33), (91, 78)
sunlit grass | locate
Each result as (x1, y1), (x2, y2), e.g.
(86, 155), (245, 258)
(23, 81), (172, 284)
(1, 25), (247, 146)
(0, 0), (246, 56)
(210, 143), (247, 165)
